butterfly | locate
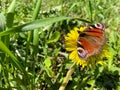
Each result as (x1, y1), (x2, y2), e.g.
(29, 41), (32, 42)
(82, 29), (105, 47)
(77, 23), (106, 59)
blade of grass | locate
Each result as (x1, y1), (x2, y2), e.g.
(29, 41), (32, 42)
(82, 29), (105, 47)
(26, 0), (42, 65)
(88, 0), (93, 22)
(0, 40), (24, 72)
(0, 16), (73, 37)
(30, 0), (42, 89)
(0, 13), (6, 31)
(59, 62), (76, 90)
(6, 0), (16, 28)
(32, 0), (42, 54)
(5, 0), (16, 47)
(65, 2), (78, 16)
(33, 0), (42, 45)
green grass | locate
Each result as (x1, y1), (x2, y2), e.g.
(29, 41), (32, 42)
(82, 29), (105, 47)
(0, 0), (120, 90)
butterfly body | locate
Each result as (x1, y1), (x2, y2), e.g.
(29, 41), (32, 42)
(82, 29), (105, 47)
(77, 23), (106, 59)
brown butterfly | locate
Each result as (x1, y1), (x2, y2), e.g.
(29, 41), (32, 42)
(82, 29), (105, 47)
(77, 23), (106, 59)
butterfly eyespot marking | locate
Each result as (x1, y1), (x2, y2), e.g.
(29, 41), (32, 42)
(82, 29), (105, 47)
(77, 47), (88, 59)
(95, 23), (104, 30)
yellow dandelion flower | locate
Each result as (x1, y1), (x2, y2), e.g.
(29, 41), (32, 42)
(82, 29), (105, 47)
(65, 27), (88, 68)
(65, 26), (107, 68)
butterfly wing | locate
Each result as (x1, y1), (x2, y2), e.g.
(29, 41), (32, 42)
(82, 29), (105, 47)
(77, 23), (105, 59)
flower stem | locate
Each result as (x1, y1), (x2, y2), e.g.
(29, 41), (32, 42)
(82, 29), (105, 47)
(59, 62), (76, 90)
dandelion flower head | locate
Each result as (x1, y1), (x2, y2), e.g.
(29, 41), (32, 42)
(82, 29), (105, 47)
(65, 26), (110, 68)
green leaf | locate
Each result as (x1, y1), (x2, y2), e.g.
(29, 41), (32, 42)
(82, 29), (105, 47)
(44, 57), (51, 67)
(47, 31), (60, 43)
(44, 57), (54, 77)
(87, 79), (95, 85)
(0, 16), (72, 36)
(45, 67), (54, 77)
(53, 47), (61, 57)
